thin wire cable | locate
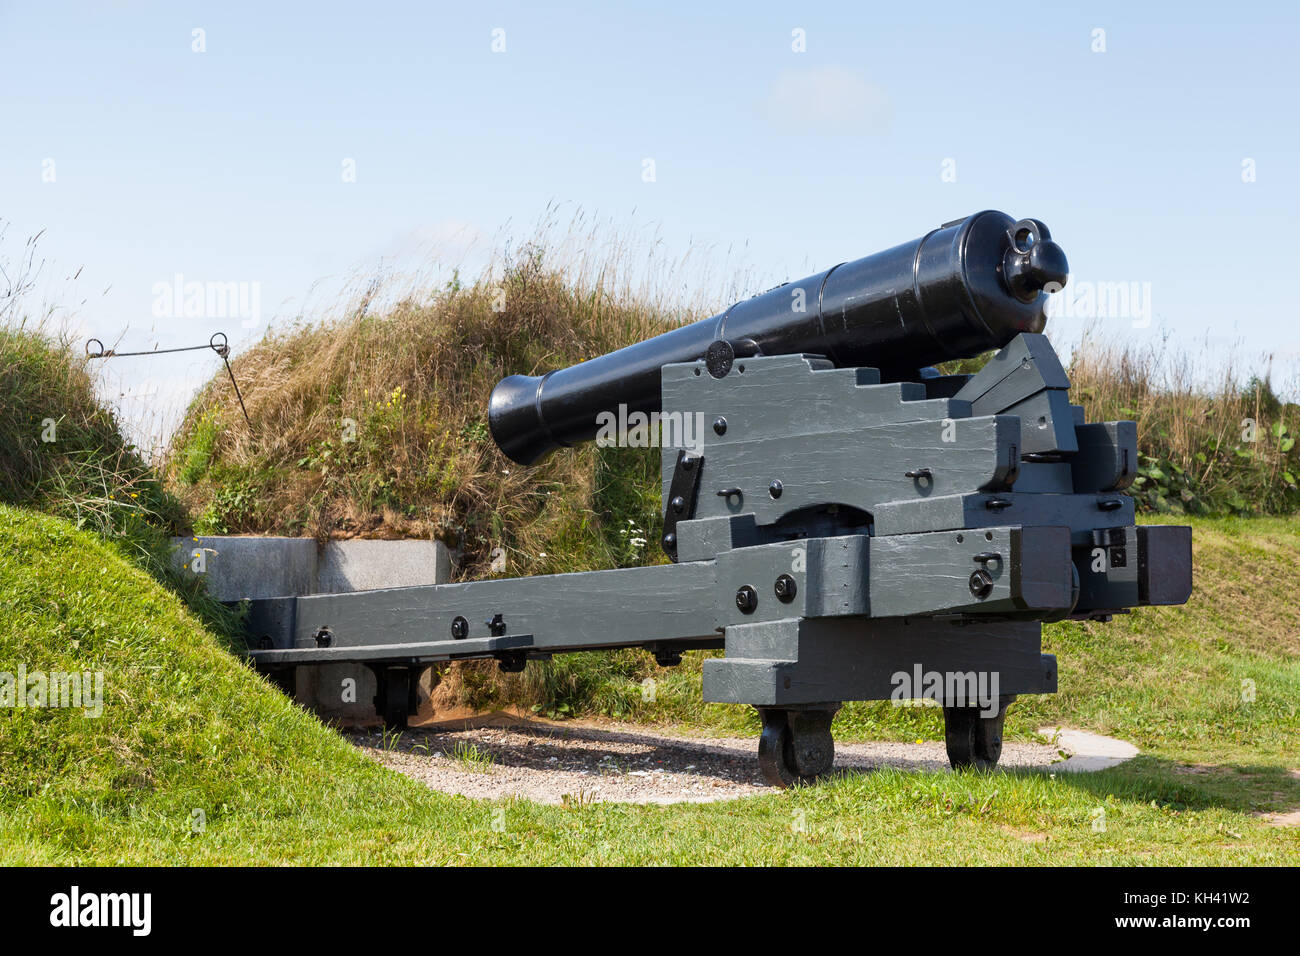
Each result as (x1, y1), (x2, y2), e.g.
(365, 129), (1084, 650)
(85, 331), (253, 431)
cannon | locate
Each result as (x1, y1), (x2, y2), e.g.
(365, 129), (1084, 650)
(489, 210), (1070, 464)
(244, 211), (1192, 786)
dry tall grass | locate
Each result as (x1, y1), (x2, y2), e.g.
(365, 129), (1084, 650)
(1067, 332), (1298, 514)
(165, 241), (696, 580)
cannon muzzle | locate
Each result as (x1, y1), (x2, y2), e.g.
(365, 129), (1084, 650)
(489, 210), (1067, 465)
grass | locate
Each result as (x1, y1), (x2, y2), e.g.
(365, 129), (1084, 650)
(0, 503), (1296, 865)
(1068, 334), (1300, 515)
(449, 741), (495, 773)
(0, 325), (183, 549)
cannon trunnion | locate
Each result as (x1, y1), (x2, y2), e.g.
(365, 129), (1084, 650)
(244, 213), (1192, 787)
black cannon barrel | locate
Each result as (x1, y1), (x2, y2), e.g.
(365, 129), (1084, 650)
(489, 210), (1068, 465)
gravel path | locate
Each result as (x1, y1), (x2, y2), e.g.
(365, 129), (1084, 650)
(350, 716), (1086, 805)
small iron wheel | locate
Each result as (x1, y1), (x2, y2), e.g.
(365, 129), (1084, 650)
(943, 697), (1013, 771)
(756, 707), (837, 788)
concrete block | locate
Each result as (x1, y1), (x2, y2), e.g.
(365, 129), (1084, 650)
(317, 539), (452, 592)
(171, 536), (317, 602)
(170, 536), (453, 599)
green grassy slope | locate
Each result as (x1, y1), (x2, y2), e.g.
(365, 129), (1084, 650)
(0, 503), (432, 862)
(1, 504), (1296, 865)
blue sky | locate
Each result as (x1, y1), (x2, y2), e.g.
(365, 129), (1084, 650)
(2, 1), (1298, 441)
